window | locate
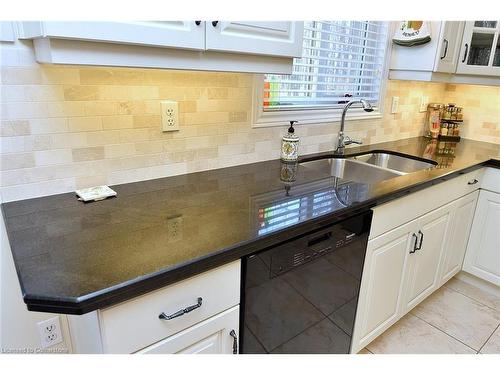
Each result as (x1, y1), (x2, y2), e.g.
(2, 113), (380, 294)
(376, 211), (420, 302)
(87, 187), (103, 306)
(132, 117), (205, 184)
(254, 21), (389, 126)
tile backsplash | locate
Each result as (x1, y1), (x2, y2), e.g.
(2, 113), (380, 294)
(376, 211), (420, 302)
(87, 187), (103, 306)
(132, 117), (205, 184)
(0, 40), (498, 202)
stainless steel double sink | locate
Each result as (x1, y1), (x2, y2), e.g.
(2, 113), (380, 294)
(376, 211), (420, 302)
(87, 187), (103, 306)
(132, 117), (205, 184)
(301, 152), (437, 184)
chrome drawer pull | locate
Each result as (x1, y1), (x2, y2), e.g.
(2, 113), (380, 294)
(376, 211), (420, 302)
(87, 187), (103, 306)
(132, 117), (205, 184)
(158, 297), (203, 320)
(229, 329), (238, 354)
(467, 179), (478, 185)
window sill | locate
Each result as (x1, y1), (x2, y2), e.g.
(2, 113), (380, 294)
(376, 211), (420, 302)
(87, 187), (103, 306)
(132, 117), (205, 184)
(251, 107), (383, 129)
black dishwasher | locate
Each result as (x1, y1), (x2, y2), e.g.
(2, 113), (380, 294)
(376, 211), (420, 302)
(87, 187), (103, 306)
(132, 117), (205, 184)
(240, 210), (372, 354)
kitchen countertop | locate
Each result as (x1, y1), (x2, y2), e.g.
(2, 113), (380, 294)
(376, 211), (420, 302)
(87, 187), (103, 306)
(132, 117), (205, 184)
(2, 136), (500, 314)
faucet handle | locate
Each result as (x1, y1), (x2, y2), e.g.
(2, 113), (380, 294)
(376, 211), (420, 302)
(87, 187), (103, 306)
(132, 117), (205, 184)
(343, 136), (363, 146)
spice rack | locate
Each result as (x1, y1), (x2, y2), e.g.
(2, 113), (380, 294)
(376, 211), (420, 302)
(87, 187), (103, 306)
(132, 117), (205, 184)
(438, 104), (463, 142)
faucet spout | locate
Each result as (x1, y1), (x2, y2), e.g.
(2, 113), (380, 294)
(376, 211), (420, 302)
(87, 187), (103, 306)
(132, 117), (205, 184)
(335, 99), (372, 154)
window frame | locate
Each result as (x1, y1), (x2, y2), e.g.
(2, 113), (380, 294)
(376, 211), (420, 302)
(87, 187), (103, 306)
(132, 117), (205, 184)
(251, 23), (392, 129)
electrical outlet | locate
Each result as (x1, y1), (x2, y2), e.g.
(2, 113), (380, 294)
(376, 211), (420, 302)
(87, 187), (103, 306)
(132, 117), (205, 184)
(161, 100), (179, 132)
(37, 317), (63, 349)
(420, 96), (429, 112)
(391, 96), (399, 114)
(167, 215), (183, 242)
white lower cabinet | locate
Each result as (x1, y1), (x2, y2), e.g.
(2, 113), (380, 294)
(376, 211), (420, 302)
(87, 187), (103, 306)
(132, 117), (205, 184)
(138, 306), (239, 354)
(463, 190), (500, 286)
(351, 190), (479, 353)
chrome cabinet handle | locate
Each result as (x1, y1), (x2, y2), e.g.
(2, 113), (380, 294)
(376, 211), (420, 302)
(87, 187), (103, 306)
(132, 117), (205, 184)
(212, 21), (219, 27)
(410, 233), (418, 254)
(159, 297), (202, 320)
(468, 179), (479, 185)
(229, 329), (238, 354)
(462, 43), (469, 63)
(417, 230), (424, 251)
(440, 38), (449, 59)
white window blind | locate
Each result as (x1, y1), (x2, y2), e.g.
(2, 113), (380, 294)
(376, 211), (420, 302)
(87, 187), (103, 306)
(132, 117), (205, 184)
(263, 21), (389, 111)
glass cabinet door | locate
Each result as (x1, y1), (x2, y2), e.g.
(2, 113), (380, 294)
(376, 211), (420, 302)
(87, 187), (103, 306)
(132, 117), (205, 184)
(457, 21), (500, 76)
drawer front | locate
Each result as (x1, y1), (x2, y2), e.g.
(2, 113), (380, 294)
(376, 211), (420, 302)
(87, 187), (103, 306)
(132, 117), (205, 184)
(138, 306), (240, 354)
(370, 168), (484, 239)
(99, 260), (240, 353)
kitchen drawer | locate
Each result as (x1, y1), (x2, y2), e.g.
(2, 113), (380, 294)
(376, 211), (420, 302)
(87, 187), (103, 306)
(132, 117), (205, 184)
(370, 168), (484, 239)
(99, 260), (240, 353)
(137, 306), (240, 354)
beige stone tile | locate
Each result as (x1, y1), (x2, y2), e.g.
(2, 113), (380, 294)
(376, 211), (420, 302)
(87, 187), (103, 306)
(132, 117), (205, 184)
(75, 174), (108, 189)
(480, 325), (500, 354)
(86, 130), (121, 146)
(34, 149), (73, 166)
(1, 120), (31, 136)
(178, 101), (197, 113)
(135, 141), (164, 155)
(41, 67), (80, 84)
(412, 287), (500, 350)
(445, 277), (500, 312)
(99, 86), (159, 100)
(84, 101), (117, 116)
(229, 111), (248, 123)
(133, 115), (161, 128)
(72, 146), (105, 162)
(1, 102), (48, 120)
(68, 117), (102, 132)
(104, 143), (136, 159)
(0, 153), (36, 170)
(367, 314), (475, 354)
(0, 67), (42, 84)
(63, 85), (100, 101)
(47, 101), (86, 117)
(102, 115), (134, 130)
(207, 88), (229, 99)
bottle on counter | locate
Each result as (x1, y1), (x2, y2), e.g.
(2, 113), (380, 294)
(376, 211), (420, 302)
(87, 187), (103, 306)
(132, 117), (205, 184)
(425, 103), (444, 138)
(280, 121), (300, 162)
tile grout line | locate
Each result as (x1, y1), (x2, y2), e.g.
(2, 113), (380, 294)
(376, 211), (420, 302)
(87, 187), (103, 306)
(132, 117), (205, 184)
(477, 323), (500, 353)
(444, 283), (499, 313)
(409, 312), (479, 353)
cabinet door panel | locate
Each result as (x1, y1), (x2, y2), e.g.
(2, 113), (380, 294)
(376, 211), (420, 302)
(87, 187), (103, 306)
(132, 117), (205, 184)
(434, 21), (465, 73)
(456, 21), (500, 76)
(404, 205), (452, 312)
(351, 221), (415, 352)
(440, 191), (479, 284)
(205, 21), (303, 57)
(138, 306), (239, 354)
(464, 191), (500, 286)
(23, 21), (206, 50)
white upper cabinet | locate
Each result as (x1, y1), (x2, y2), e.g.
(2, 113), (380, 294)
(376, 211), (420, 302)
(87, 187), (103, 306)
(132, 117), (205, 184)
(456, 21), (500, 76)
(21, 21), (206, 50)
(389, 20), (500, 85)
(18, 21), (304, 74)
(205, 21), (303, 57)
(434, 21), (466, 73)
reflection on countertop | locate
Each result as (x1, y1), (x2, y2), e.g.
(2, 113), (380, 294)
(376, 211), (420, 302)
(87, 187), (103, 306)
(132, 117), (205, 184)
(2, 136), (499, 313)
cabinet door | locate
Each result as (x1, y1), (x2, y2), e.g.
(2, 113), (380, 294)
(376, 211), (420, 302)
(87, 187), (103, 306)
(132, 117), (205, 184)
(439, 191), (479, 284)
(138, 306), (239, 354)
(205, 21), (303, 57)
(351, 220), (416, 352)
(463, 191), (500, 286)
(403, 203), (452, 312)
(0, 21), (15, 42)
(434, 21), (465, 73)
(21, 21), (206, 50)
(456, 21), (500, 76)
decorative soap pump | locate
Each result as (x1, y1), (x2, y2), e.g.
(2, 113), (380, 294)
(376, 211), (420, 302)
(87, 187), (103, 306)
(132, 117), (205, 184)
(280, 121), (299, 162)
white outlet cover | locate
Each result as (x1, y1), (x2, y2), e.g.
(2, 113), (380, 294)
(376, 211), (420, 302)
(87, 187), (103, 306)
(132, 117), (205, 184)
(391, 96), (399, 114)
(37, 316), (63, 349)
(161, 100), (179, 132)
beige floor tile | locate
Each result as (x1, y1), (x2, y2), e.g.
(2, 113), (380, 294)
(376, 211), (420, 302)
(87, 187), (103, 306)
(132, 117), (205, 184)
(446, 277), (500, 311)
(480, 325), (500, 354)
(366, 314), (475, 354)
(412, 287), (500, 350)
(357, 348), (373, 354)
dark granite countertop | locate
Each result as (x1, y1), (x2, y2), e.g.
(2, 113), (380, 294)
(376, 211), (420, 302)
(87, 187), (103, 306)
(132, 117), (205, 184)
(2, 136), (500, 314)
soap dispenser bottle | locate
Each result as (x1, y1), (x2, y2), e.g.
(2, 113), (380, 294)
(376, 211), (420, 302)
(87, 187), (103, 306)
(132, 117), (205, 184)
(280, 121), (299, 162)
